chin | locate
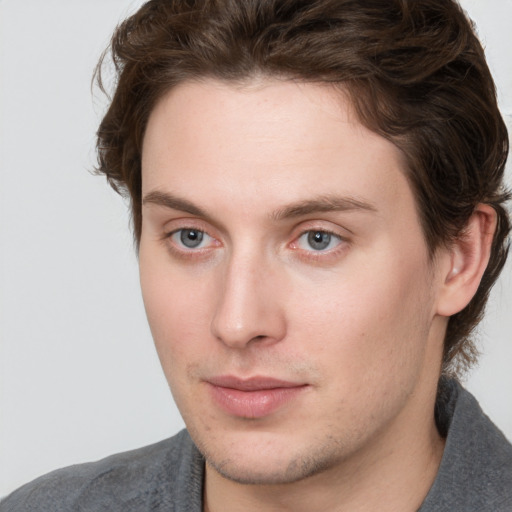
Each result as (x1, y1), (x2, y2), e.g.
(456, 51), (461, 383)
(211, 457), (339, 485)
(197, 429), (344, 485)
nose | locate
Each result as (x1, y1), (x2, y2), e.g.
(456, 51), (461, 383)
(210, 250), (287, 349)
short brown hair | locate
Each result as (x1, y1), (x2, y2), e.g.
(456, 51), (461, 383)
(95, 0), (510, 375)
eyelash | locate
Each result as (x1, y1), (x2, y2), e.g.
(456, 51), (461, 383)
(162, 226), (348, 261)
(290, 228), (347, 261)
(162, 226), (219, 260)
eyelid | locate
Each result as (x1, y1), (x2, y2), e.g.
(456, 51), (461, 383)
(290, 219), (350, 242)
(161, 220), (222, 258)
(161, 217), (214, 240)
(291, 229), (343, 249)
(168, 228), (213, 250)
(288, 223), (351, 262)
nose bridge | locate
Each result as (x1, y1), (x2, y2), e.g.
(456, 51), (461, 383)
(211, 243), (285, 349)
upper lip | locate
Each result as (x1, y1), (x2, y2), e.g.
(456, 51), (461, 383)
(206, 375), (306, 391)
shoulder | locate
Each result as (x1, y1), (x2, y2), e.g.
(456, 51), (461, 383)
(421, 379), (512, 511)
(0, 429), (204, 512)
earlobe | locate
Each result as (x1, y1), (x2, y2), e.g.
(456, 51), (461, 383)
(436, 204), (497, 317)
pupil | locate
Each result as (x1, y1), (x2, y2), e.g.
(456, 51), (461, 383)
(308, 231), (331, 250)
(180, 229), (203, 248)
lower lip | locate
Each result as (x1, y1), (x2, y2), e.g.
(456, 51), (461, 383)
(208, 384), (307, 419)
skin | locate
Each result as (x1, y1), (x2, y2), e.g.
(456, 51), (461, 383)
(139, 78), (494, 511)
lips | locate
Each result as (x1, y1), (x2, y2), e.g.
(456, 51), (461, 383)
(206, 375), (308, 418)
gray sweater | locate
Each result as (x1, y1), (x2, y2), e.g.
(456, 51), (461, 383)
(2, 379), (511, 511)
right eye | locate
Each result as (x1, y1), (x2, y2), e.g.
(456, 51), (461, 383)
(169, 228), (213, 250)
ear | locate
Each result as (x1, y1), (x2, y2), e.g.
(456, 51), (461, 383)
(436, 204), (497, 317)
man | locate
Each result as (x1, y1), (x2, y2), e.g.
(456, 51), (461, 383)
(2, 0), (511, 510)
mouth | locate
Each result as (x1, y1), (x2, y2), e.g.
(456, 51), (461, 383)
(206, 375), (309, 419)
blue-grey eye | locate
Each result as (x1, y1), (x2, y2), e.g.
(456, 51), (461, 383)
(297, 230), (341, 251)
(172, 229), (208, 249)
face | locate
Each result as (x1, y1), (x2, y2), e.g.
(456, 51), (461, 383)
(139, 79), (447, 485)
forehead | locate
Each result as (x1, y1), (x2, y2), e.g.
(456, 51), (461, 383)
(141, 78), (412, 222)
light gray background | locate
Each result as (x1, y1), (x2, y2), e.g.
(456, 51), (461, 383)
(1, 0), (511, 497)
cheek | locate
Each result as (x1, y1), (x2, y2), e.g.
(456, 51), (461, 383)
(139, 249), (214, 366)
(287, 251), (434, 381)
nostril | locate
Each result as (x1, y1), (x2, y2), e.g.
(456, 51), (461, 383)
(245, 334), (276, 348)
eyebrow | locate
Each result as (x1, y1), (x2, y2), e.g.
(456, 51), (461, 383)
(271, 195), (377, 221)
(143, 190), (209, 218)
(142, 190), (377, 221)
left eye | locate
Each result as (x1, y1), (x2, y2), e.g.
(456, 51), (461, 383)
(170, 228), (212, 249)
(296, 230), (342, 251)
